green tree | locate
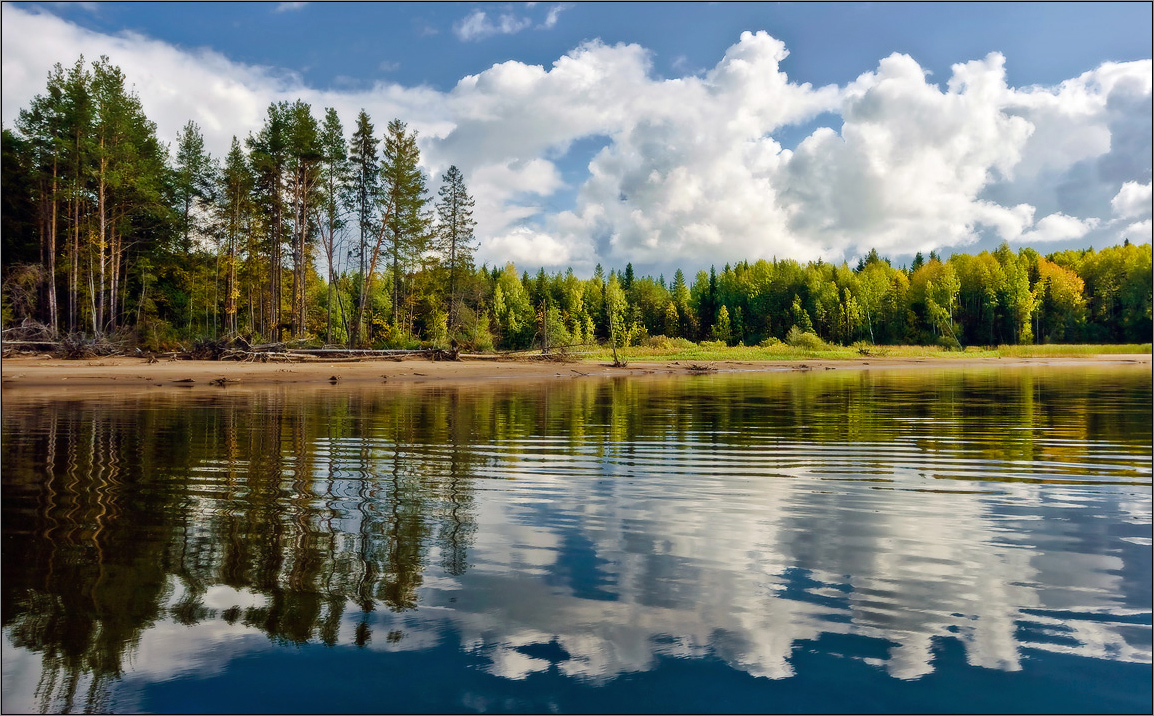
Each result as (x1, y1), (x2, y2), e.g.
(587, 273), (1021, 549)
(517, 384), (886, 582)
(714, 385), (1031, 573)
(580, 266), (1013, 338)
(605, 272), (627, 364)
(316, 107), (350, 344)
(670, 268), (695, 338)
(993, 243), (1035, 344)
(173, 120), (216, 250)
(711, 304), (733, 344)
(173, 120), (219, 334)
(347, 109), (380, 346)
(247, 102), (291, 338)
(216, 137), (253, 336)
(1032, 257), (1086, 342)
(492, 263), (533, 348)
(434, 165), (476, 335)
(286, 100), (321, 336)
(13, 63), (70, 333)
(379, 118), (430, 338)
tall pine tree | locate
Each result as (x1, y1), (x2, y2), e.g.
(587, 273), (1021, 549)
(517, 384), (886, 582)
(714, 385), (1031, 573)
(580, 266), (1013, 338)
(317, 107), (349, 344)
(379, 118), (429, 337)
(346, 109), (379, 346)
(434, 165), (476, 334)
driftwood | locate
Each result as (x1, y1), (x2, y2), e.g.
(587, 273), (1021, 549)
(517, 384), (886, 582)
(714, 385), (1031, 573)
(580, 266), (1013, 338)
(2, 325), (613, 366)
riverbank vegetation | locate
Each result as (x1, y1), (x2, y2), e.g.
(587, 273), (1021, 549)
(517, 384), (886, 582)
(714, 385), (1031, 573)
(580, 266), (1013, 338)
(3, 57), (1151, 354)
(581, 341), (1153, 364)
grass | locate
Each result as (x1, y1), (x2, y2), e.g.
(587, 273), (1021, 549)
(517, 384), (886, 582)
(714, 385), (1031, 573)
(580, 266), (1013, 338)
(575, 342), (1152, 363)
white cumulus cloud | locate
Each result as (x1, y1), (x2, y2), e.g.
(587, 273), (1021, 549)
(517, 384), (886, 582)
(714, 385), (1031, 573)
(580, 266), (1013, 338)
(3, 5), (1150, 275)
(485, 226), (583, 267)
(1120, 219), (1153, 243)
(1019, 213), (1101, 243)
(1111, 181), (1153, 219)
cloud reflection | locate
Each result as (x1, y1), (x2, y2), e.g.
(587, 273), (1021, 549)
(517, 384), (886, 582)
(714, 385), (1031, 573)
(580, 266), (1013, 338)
(2, 369), (1150, 711)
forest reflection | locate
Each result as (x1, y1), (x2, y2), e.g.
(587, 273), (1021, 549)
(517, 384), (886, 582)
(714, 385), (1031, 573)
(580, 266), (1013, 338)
(2, 367), (1150, 713)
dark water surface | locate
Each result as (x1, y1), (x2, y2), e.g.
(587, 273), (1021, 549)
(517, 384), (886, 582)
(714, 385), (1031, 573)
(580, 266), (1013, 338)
(2, 366), (1150, 714)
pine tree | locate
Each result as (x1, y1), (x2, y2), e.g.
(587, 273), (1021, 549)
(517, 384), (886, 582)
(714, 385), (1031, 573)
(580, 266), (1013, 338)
(346, 110), (379, 346)
(434, 165), (476, 334)
(218, 137), (253, 336)
(711, 304), (733, 344)
(247, 102), (290, 338)
(286, 100), (321, 336)
(15, 63), (69, 334)
(173, 120), (216, 250)
(62, 58), (93, 334)
(379, 118), (430, 337)
(317, 107), (349, 344)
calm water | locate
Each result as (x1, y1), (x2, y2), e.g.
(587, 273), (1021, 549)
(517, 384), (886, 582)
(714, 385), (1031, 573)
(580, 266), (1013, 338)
(2, 367), (1151, 714)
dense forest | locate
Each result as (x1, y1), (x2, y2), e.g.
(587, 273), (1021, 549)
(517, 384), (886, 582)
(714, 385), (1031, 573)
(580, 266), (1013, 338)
(3, 57), (1151, 352)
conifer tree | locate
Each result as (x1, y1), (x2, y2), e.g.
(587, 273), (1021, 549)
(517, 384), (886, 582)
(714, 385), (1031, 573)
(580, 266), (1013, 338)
(347, 110), (379, 345)
(317, 107), (349, 344)
(379, 118), (430, 337)
(173, 120), (216, 250)
(247, 102), (290, 337)
(218, 137), (253, 336)
(435, 165), (476, 334)
(15, 63), (68, 335)
(286, 100), (321, 336)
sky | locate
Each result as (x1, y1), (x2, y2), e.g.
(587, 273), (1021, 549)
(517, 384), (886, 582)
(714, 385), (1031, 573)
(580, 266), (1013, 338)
(2, 2), (1151, 276)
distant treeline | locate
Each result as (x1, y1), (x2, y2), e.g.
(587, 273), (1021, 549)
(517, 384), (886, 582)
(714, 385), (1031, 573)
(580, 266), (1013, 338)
(3, 56), (1151, 351)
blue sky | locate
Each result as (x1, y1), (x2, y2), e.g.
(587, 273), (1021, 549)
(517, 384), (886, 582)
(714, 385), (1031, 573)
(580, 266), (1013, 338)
(3, 2), (1151, 275)
(35, 2), (1152, 91)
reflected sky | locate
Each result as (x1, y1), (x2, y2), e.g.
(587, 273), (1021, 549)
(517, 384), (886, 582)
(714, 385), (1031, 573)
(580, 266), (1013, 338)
(2, 367), (1151, 713)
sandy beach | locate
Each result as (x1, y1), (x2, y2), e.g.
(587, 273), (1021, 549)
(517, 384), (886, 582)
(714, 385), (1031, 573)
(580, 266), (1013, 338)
(2, 352), (1149, 399)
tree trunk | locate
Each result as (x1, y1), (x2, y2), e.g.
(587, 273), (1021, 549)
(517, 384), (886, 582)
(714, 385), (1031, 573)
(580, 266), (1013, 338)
(96, 144), (106, 336)
(48, 154), (59, 334)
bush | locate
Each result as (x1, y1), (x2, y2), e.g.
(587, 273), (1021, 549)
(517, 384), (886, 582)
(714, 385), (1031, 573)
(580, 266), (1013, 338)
(936, 334), (962, 351)
(642, 335), (696, 350)
(453, 306), (495, 352)
(785, 326), (827, 350)
(759, 336), (783, 347)
(626, 323), (648, 346)
(697, 339), (728, 349)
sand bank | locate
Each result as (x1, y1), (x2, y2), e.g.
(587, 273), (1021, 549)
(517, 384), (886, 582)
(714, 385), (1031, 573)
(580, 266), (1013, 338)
(2, 353), (1148, 398)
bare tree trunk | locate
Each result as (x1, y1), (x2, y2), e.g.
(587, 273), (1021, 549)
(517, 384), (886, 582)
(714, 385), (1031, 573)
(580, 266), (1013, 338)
(290, 170), (300, 336)
(448, 235), (457, 333)
(88, 247), (97, 334)
(315, 208), (347, 345)
(224, 195), (238, 336)
(96, 145), (106, 336)
(213, 238), (221, 338)
(297, 171), (307, 336)
(351, 207), (394, 348)
(109, 223), (119, 330)
(70, 172), (80, 334)
(48, 155), (59, 335)
(270, 172), (283, 340)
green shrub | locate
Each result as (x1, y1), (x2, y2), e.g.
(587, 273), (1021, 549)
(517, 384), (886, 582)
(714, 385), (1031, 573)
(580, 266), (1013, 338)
(642, 335), (696, 350)
(936, 334), (962, 351)
(785, 326), (826, 350)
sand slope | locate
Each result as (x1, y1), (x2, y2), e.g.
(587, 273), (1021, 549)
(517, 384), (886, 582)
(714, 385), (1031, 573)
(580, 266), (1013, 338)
(2, 353), (1148, 399)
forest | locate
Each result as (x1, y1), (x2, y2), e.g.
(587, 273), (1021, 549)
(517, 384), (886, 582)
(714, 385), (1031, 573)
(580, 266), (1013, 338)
(3, 56), (1151, 353)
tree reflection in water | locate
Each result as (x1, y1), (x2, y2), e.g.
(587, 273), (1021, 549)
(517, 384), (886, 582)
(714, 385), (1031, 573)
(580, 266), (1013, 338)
(1, 369), (1150, 713)
(3, 387), (490, 711)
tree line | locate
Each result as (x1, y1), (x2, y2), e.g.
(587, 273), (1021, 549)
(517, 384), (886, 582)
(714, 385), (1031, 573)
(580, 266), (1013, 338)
(3, 56), (1151, 351)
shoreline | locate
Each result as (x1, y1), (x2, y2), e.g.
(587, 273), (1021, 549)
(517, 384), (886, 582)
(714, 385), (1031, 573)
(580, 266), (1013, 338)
(2, 353), (1149, 397)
